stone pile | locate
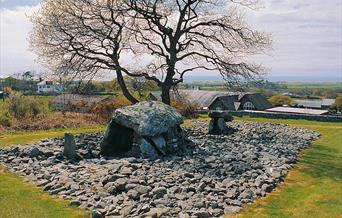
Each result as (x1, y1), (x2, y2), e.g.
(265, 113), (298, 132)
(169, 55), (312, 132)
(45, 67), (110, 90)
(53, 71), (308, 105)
(0, 120), (319, 217)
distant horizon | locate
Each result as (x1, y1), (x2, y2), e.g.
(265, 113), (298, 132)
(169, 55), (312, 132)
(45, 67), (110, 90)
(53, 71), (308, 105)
(184, 75), (342, 83)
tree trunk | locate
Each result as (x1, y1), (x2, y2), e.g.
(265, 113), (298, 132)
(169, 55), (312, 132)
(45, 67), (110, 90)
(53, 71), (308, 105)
(161, 85), (171, 105)
(116, 69), (139, 104)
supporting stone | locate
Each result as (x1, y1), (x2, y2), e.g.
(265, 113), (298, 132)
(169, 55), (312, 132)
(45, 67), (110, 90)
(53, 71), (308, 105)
(208, 111), (234, 135)
(63, 133), (76, 159)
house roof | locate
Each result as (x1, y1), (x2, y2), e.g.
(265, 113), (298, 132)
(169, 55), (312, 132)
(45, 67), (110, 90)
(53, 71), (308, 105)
(322, 99), (335, 106)
(179, 90), (236, 107)
(149, 90), (271, 110)
(266, 107), (328, 115)
(37, 80), (59, 86)
(242, 93), (273, 110)
(295, 99), (335, 108)
(53, 94), (109, 104)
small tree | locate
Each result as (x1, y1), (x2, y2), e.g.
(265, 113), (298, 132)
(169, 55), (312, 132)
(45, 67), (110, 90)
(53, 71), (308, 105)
(269, 95), (293, 107)
(330, 94), (342, 113)
(30, 0), (271, 105)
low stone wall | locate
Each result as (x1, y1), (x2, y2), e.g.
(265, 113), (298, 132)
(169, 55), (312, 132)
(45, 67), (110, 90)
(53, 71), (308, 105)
(196, 110), (342, 122)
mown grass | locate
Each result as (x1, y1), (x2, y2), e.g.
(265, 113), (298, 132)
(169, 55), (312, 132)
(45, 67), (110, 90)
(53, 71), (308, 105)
(0, 125), (105, 218)
(226, 117), (342, 218)
(0, 166), (88, 218)
(0, 125), (105, 147)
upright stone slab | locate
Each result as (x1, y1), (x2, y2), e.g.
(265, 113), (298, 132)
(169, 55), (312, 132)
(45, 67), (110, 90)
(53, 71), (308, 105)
(208, 110), (233, 135)
(64, 133), (76, 159)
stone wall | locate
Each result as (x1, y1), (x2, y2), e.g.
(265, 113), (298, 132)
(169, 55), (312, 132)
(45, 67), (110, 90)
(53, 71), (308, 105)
(196, 110), (342, 122)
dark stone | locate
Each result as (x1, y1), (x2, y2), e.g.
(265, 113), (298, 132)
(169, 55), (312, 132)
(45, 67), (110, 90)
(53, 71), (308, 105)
(209, 111), (233, 121)
(209, 117), (229, 135)
(63, 133), (76, 159)
(101, 121), (134, 156)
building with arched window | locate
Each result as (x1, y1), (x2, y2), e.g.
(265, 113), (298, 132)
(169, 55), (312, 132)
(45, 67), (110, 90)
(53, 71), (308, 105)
(149, 90), (272, 111)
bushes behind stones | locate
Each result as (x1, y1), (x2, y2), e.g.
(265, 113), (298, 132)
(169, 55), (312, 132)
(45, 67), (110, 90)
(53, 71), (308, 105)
(171, 96), (199, 118)
(0, 92), (50, 127)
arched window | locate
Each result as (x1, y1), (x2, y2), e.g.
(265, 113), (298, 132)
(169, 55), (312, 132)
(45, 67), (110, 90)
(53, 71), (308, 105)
(243, 101), (255, 110)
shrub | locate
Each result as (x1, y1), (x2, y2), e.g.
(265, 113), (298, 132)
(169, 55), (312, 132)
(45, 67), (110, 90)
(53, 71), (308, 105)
(4, 92), (50, 119)
(269, 95), (293, 107)
(329, 94), (342, 113)
(0, 109), (11, 127)
(88, 95), (131, 121)
(171, 94), (199, 118)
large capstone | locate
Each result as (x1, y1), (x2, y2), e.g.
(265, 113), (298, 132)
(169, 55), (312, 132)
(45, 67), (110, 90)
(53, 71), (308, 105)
(101, 101), (184, 158)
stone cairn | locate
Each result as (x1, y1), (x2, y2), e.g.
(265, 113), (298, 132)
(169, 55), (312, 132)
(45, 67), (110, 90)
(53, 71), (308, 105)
(101, 101), (184, 159)
(208, 110), (234, 135)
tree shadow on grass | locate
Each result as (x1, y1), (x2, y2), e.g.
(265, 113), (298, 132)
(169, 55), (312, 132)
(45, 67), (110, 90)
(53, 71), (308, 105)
(300, 145), (342, 182)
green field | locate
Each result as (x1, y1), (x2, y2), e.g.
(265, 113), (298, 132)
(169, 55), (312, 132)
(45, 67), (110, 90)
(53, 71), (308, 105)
(1, 117), (342, 218)
(286, 83), (342, 90)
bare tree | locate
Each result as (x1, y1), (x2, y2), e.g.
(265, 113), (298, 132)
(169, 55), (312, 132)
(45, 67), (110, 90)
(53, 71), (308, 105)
(31, 0), (271, 105)
(30, 0), (139, 103)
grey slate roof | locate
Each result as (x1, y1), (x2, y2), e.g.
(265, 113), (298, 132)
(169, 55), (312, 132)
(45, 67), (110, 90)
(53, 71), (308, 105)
(149, 90), (271, 110)
(295, 99), (335, 109)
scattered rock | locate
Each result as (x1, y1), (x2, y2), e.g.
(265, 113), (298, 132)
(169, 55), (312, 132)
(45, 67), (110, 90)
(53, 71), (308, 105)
(0, 120), (319, 218)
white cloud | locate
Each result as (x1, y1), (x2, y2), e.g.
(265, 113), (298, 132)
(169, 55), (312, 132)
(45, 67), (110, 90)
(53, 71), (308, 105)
(0, 5), (41, 77)
(0, 1), (341, 80)
(247, 0), (342, 78)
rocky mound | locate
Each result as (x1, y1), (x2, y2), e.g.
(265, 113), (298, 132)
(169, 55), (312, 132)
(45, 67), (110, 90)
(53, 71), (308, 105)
(101, 101), (184, 158)
(0, 120), (319, 217)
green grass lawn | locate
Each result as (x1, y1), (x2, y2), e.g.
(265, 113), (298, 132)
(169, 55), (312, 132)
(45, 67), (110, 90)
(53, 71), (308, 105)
(0, 166), (88, 218)
(0, 125), (105, 147)
(0, 125), (105, 218)
(227, 117), (342, 218)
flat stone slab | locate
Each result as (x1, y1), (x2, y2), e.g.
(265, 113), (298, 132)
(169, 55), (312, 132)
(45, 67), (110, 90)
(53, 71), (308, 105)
(112, 101), (183, 137)
(0, 121), (319, 217)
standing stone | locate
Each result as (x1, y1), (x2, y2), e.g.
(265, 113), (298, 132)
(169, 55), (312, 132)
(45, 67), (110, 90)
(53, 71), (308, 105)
(208, 111), (233, 135)
(151, 136), (166, 155)
(63, 133), (76, 159)
(137, 138), (159, 160)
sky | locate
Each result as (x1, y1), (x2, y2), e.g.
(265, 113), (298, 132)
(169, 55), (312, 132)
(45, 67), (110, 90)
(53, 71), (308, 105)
(0, 0), (341, 82)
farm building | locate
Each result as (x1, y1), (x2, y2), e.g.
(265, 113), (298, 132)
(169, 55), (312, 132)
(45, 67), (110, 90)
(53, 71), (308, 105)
(53, 94), (110, 112)
(149, 90), (272, 111)
(37, 81), (63, 94)
(294, 99), (335, 110)
(266, 107), (329, 115)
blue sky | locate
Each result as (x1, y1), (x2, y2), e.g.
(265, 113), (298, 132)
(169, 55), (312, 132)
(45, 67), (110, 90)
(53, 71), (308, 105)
(0, 0), (341, 81)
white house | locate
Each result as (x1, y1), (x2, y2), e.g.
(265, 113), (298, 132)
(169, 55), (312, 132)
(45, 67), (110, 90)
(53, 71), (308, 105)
(37, 81), (63, 94)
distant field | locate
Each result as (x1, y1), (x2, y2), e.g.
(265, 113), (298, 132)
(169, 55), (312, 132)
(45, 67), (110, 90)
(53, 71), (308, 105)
(286, 83), (342, 89)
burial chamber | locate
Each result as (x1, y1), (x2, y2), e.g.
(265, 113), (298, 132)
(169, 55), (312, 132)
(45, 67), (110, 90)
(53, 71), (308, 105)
(101, 101), (184, 159)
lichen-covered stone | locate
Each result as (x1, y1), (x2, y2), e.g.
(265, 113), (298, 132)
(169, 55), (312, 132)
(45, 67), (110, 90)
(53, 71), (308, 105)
(112, 101), (183, 137)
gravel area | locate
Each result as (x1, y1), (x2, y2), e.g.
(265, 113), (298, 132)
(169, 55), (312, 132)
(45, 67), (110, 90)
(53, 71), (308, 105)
(0, 120), (319, 217)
